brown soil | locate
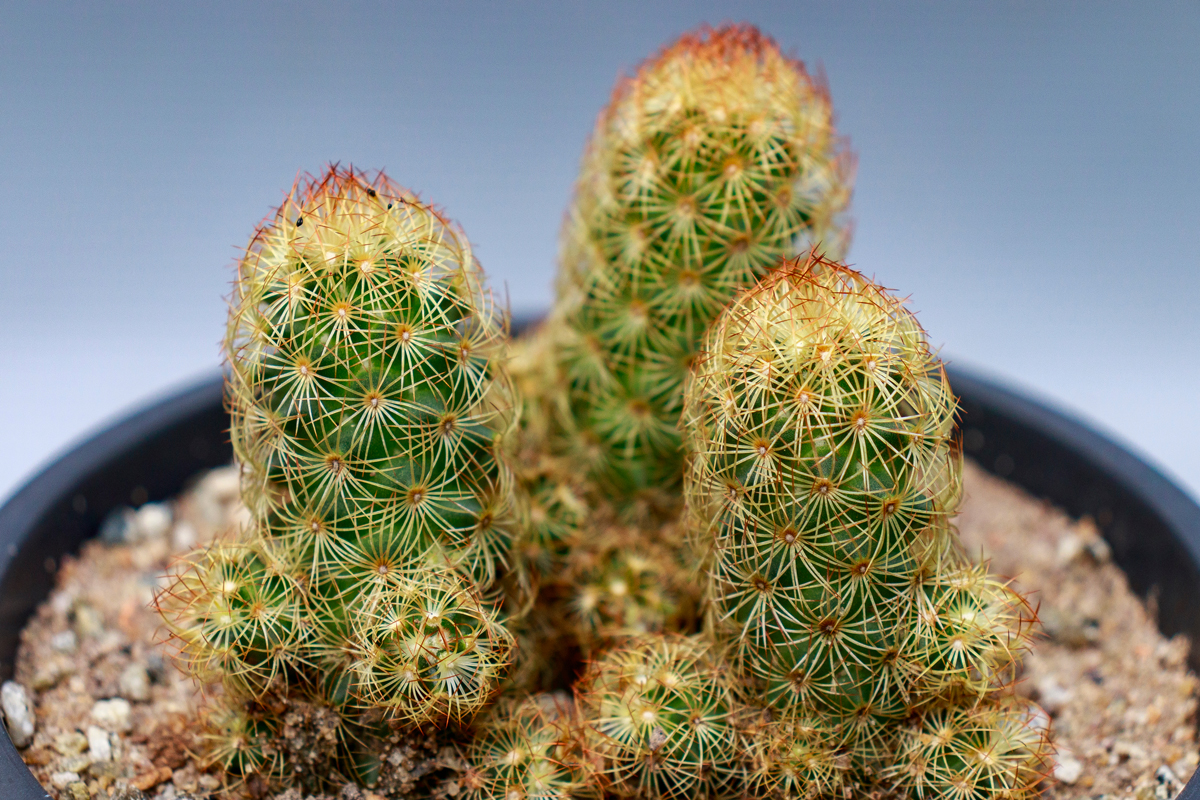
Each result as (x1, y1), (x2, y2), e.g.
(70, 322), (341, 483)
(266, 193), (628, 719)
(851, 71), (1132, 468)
(6, 460), (1198, 800)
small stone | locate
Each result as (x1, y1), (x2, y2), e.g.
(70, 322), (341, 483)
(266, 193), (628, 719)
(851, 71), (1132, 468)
(67, 782), (90, 800)
(1115, 739), (1150, 762)
(99, 506), (137, 544)
(91, 697), (133, 732)
(1156, 764), (1183, 799)
(54, 730), (90, 756)
(131, 764), (172, 791)
(50, 771), (81, 788)
(144, 651), (166, 683)
(1056, 532), (1085, 565)
(198, 773), (221, 790)
(1041, 607), (1099, 648)
(60, 752), (93, 772)
(72, 603), (105, 638)
(50, 629), (78, 653)
(171, 520), (197, 551)
(1, 680), (35, 748)
(110, 788), (149, 800)
(1035, 677), (1074, 715)
(87, 725), (112, 762)
(119, 663), (151, 702)
(133, 503), (172, 541)
(32, 659), (72, 690)
(1054, 751), (1084, 784)
(195, 466), (241, 525)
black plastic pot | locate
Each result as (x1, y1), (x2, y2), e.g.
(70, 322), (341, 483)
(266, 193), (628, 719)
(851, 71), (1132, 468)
(1, 366), (1199, 799)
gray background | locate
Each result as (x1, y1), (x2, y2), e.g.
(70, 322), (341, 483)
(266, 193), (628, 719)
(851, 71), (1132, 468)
(1, 1), (1197, 504)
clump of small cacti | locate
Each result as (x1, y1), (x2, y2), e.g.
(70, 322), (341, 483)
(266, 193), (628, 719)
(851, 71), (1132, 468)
(682, 253), (1050, 796)
(159, 165), (520, 790)
(542, 23), (854, 505)
(159, 24), (1056, 800)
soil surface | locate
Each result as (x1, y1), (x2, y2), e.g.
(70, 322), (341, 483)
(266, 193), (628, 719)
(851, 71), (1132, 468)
(5, 460), (1197, 800)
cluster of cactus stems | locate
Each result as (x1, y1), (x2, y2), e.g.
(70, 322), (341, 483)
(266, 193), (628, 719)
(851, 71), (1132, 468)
(158, 23), (1053, 800)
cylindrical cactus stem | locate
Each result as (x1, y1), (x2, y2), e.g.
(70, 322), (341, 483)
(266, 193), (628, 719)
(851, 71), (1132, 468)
(683, 254), (1036, 741)
(575, 633), (744, 800)
(548, 23), (855, 503)
(226, 165), (520, 595)
(157, 165), (524, 787)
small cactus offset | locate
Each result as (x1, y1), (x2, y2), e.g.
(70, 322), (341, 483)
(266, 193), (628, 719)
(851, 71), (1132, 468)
(159, 165), (521, 789)
(544, 23), (855, 503)
(575, 634), (743, 800)
(682, 253), (1048, 791)
(463, 694), (592, 800)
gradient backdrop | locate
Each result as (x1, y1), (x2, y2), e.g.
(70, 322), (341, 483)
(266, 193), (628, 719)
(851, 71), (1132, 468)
(1, 2), (1197, 505)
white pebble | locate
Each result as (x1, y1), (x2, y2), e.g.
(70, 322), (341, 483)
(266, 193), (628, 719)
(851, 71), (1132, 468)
(1, 681), (35, 748)
(119, 663), (151, 702)
(133, 503), (172, 541)
(1036, 677), (1074, 714)
(91, 697), (132, 732)
(195, 466), (241, 525)
(50, 772), (80, 789)
(1054, 751), (1084, 784)
(86, 725), (112, 762)
(50, 629), (78, 653)
(171, 519), (197, 550)
(1056, 533), (1084, 565)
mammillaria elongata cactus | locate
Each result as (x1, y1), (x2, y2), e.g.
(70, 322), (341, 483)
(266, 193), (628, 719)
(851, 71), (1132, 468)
(543, 23), (855, 504)
(160, 166), (519, 788)
(683, 254), (1050, 796)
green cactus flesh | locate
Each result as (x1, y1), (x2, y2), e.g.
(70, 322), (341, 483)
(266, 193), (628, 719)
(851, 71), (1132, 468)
(548, 23), (854, 502)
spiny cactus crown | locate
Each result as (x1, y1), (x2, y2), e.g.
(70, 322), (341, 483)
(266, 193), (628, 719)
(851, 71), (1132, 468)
(549, 23), (855, 501)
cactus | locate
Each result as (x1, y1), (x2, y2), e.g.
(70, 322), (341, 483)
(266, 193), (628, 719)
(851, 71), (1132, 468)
(575, 633), (742, 800)
(744, 713), (849, 800)
(682, 254), (1046, 789)
(160, 166), (520, 788)
(545, 23), (855, 503)
(464, 694), (592, 800)
(884, 699), (1051, 799)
